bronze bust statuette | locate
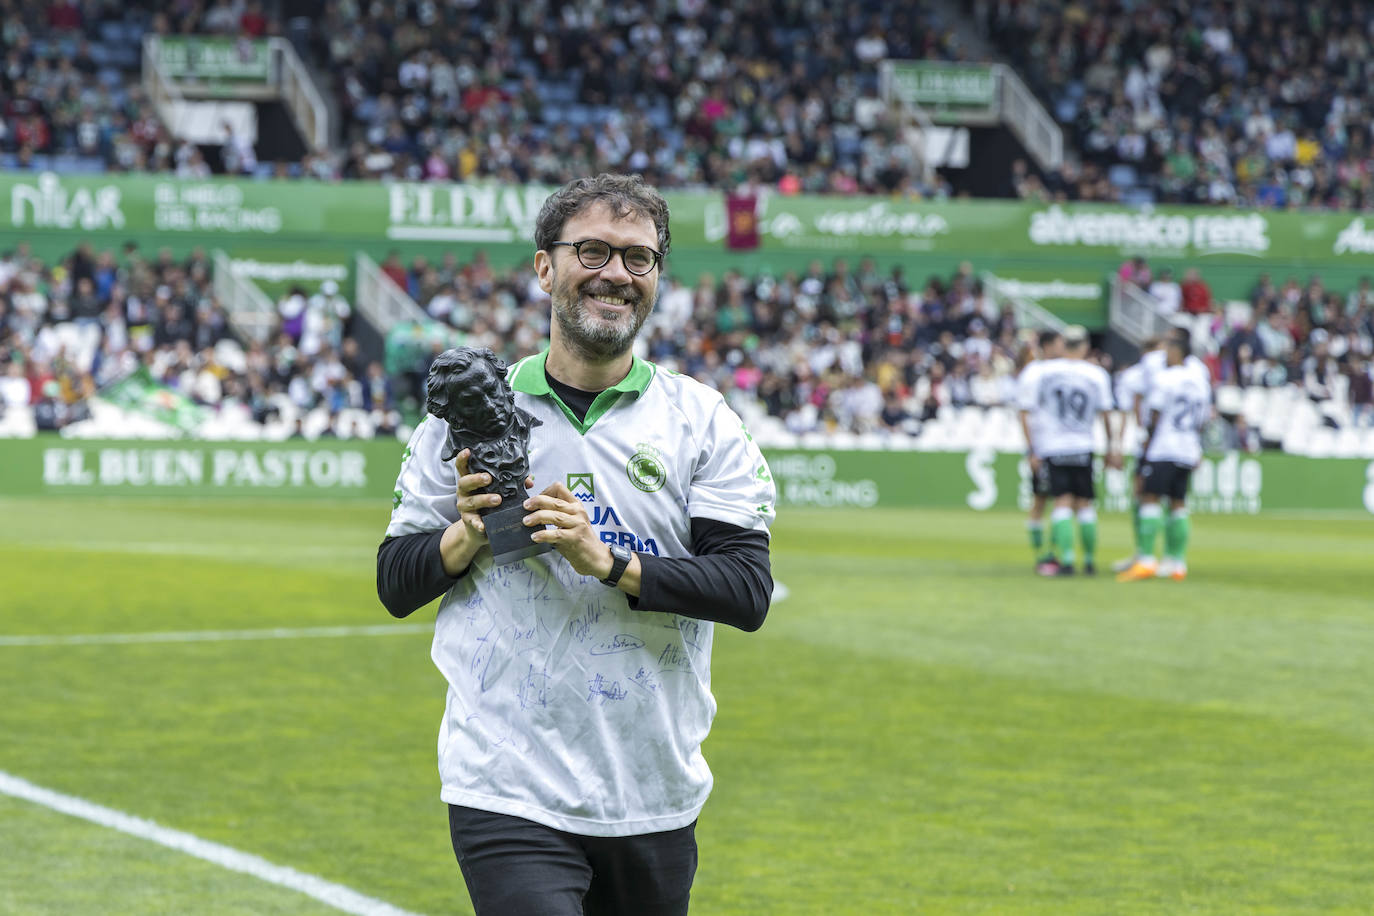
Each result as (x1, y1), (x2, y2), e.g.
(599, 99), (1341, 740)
(426, 347), (552, 566)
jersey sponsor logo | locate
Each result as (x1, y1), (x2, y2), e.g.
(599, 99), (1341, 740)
(597, 528), (660, 555)
(626, 442), (667, 492)
(567, 472), (595, 502)
(587, 504), (660, 555)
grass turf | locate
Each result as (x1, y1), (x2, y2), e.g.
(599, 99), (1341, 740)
(1, 497), (1372, 914)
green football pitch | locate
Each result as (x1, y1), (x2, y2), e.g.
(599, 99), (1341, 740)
(2, 496), (1372, 915)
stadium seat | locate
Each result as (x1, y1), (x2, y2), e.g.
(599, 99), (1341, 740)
(827, 430), (858, 449)
(1261, 388), (1295, 443)
(1215, 385), (1244, 417)
(1304, 426), (1336, 459)
(1361, 428), (1374, 458)
(333, 408), (376, 439)
(0, 405), (36, 438)
(1333, 427), (1362, 458)
(1240, 387), (1268, 426)
(914, 420), (953, 452)
(1281, 398), (1321, 454)
(1108, 164), (1138, 188)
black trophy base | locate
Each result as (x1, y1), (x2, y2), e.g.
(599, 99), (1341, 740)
(482, 502), (554, 566)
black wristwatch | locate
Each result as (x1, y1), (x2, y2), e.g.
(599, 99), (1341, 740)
(600, 544), (632, 587)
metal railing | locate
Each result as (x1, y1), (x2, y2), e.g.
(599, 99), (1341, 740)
(211, 249), (277, 344)
(142, 35), (329, 151)
(272, 37), (329, 151)
(141, 35), (188, 139)
(982, 272), (1068, 332)
(996, 64), (1063, 173)
(355, 252), (428, 332)
(880, 60), (1063, 174)
(1109, 275), (1184, 345)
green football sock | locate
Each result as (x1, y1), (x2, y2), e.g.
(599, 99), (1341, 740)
(1027, 520), (1044, 556)
(1138, 504), (1163, 557)
(1165, 511), (1191, 560)
(1052, 512), (1075, 566)
(1131, 499), (1143, 554)
(1078, 510), (1098, 566)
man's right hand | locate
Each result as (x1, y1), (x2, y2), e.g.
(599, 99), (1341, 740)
(439, 448), (498, 575)
(454, 448), (501, 535)
(1028, 454), (1042, 476)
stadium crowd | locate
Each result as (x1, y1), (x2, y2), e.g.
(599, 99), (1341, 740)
(987, 0), (1374, 209)
(9, 0), (1374, 214)
(0, 240), (400, 436)
(307, 0), (963, 195)
(0, 238), (1043, 439)
(2, 0), (964, 196)
(4, 237), (1374, 442)
(1122, 257), (1374, 426)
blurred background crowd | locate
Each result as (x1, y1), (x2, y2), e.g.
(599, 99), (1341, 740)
(2, 0), (1373, 443)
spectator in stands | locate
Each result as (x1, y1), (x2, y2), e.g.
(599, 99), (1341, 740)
(1181, 268), (1213, 315)
(1301, 329), (1340, 403)
(1256, 310), (1296, 374)
(1149, 268), (1182, 316)
(987, 1), (1374, 210)
(0, 359), (30, 411)
(1118, 256), (1151, 289)
(1349, 358), (1374, 427)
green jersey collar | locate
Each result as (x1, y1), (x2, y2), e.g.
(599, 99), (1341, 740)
(508, 350), (655, 435)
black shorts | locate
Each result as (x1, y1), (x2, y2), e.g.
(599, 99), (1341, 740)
(1140, 460), (1192, 502)
(449, 805), (697, 916)
(1045, 453), (1095, 499)
(1032, 458), (1051, 497)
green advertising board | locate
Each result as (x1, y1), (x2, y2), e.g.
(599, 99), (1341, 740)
(156, 37), (272, 82)
(3, 437), (1371, 515)
(764, 448), (1374, 515)
(5, 172), (1374, 325)
(883, 61), (998, 115)
(2, 437), (403, 500)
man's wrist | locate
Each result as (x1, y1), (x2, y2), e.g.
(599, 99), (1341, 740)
(599, 544), (632, 587)
(591, 544), (616, 581)
(439, 522), (479, 576)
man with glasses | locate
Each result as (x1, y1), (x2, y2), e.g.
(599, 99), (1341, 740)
(378, 173), (776, 915)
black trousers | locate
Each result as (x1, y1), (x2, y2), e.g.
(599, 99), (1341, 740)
(448, 805), (698, 916)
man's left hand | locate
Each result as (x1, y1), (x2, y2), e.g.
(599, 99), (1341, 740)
(523, 482), (612, 579)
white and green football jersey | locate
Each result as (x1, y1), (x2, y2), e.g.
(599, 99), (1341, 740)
(386, 351), (775, 837)
(1018, 357), (1115, 458)
(1144, 361), (1212, 466)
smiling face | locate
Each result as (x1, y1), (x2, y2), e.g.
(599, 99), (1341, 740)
(536, 202), (660, 364)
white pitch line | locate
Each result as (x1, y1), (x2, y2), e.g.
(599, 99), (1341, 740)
(0, 623), (433, 648)
(0, 770), (425, 916)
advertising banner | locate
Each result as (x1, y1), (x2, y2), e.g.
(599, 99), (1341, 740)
(3, 436), (1370, 515)
(9, 172), (1374, 265)
(6, 173), (1374, 323)
(762, 448), (1374, 515)
(156, 37), (272, 82)
(1, 437), (404, 500)
(883, 61), (998, 116)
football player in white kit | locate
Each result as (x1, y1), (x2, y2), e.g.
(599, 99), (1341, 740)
(1017, 328), (1064, 568)
(1117, 330), (1213, 582)
(1109, 335), (1164, 573)
(1018, 325), (1121, 576)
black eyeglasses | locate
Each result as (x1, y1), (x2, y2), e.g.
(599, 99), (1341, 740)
(549, 239), (662, 276)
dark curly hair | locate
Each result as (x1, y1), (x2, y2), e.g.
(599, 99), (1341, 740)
(425, 347), (508, 427)
(534, 173), (671, 258)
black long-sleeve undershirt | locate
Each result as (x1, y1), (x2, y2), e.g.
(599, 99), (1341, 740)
(376, 517), (772, 631)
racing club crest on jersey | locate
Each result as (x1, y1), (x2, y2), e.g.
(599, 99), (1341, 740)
(626, 443), (667, 493)
(567, 473), (595, 502)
